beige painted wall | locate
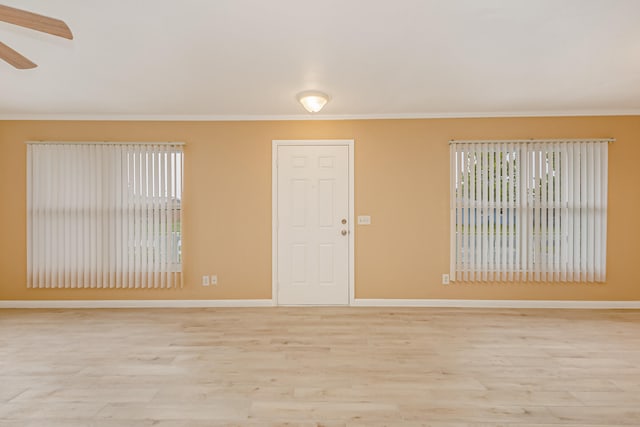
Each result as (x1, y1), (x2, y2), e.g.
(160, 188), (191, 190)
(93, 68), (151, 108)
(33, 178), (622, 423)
(1, 117), (639, 301)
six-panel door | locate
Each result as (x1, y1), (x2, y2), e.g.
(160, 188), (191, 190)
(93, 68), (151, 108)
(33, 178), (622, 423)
(276, 145), (349, 305)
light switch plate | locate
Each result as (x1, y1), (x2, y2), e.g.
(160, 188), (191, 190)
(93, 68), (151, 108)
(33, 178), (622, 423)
(357, 215), (371, 225)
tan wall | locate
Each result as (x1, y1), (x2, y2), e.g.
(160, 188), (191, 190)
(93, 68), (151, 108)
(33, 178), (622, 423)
(1, 117), (639, 301)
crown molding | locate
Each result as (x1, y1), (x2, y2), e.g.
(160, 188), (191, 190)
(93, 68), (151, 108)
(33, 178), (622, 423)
(1, 110), (640, 122)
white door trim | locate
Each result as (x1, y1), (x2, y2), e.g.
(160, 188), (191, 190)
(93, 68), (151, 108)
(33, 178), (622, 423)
(272, 139), (355, 306)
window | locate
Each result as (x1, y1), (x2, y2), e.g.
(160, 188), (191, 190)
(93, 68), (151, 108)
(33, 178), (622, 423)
(26, 142), (184, 289)
(449, 139), (609, 282)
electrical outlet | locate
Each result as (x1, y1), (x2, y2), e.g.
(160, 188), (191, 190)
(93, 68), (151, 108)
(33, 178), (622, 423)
(202, 275), (210, 286)
(442, 274), (450, 285)
(211, 274), (218, 285)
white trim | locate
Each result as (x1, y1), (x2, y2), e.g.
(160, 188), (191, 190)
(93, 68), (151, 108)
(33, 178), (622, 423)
(2, 111), (640, 122)
(352, 299), (640, 309)
(272, 139), (355, 306)
(0, 299), (274, 309)
(1, 299), (637, 309)
(348, 142), (355, 305)
(272, 145), (278, 305)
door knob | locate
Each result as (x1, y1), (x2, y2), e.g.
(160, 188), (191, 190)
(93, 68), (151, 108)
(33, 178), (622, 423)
(341, 218), (347, 224)
(341, 229), (348, 236)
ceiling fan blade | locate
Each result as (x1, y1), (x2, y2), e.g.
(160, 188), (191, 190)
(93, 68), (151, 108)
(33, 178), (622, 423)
(0, 41), (37, 69)
(0, 4), (73, 39)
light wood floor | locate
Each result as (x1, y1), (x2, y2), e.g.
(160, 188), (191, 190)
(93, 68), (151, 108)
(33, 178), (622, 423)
(1, 307), (640, 426)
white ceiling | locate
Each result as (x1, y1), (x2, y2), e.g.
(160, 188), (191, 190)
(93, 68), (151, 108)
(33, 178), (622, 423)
(1, 0), (639, 119)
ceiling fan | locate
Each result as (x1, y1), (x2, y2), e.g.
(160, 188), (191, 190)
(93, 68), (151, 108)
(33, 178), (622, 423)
(0, 4), (73, 69)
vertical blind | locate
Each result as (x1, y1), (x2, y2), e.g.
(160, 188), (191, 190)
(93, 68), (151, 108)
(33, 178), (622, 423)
(27, 142), (184, 289)
(449, 139), (609, 283)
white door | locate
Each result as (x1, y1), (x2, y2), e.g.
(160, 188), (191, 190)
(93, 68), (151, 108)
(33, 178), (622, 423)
(275, 144), (350, 305)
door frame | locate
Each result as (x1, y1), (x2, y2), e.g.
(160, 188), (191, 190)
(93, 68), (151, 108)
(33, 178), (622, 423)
(272, 139), (355, 306)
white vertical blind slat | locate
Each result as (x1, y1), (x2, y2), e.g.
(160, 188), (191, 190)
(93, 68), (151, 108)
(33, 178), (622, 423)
(500, 142), (507, 281)
(52, 146), (60, 287)
(553, 144), (560, 281)
(481, 145), (488, 281)
(89, 145), (96, 288)
(105, 146), (113, 288)
(167, 149), (174, 289)
(587, 142), (596, 282)
(96, 146), (103, 288)
(38, 146), (44, 287)
(552, 144), (558, 281)
(466, 146), (472, 281)
(528, 145), (540, 282)
(70, 146), (78, 288)
(134, 146), (141, 289)
(546, 148), (552, 280)
(579, 143), (588, 281)
(452, 152), (465, 280)
(33, 144), (37, 285)
(462, 145), (468, 281)
(540, 145), (547, 282)
(495, 144), (501, 281)
(471, 144), (478, 282)
(139, 145), (145, 287)
(159, 147), (167, 289)
(510, 143), (517, 281)
(572, 143), (581, 281)
(43, 145), (51, 288)
(516, 146), (529, 282)
(126, 145), (134, 288)
(26, 145), (33, 288)
(62, 145), (69, 288)
(53, 146), (61, 287)
(492, 143), (499, 280)
(99, 145), (106, 288)
(114, 146), (122, 288)
(484, 144), (496, 281)
(178, 148), (184, 289)
(541, 145), (549, 282)
(550, 146), (555, 280)
(560, 143), (568, 282)
(153, 148), (160, 289)
(168, 150), (175, 289)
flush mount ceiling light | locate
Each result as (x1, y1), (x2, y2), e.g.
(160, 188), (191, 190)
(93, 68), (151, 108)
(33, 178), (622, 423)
(297, 91), (330, 113)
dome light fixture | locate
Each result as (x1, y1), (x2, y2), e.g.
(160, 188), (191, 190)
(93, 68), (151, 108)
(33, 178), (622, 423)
(297, 90), (329, 113)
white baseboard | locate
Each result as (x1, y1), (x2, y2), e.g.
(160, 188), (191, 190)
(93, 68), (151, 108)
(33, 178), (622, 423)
(352, 299), (640, 309)
(0, 299), (275, 309)
(1, 299), (638, 309)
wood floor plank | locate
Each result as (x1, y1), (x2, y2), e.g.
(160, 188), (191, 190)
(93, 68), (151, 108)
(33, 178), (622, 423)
(0, 307), (639, 425)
